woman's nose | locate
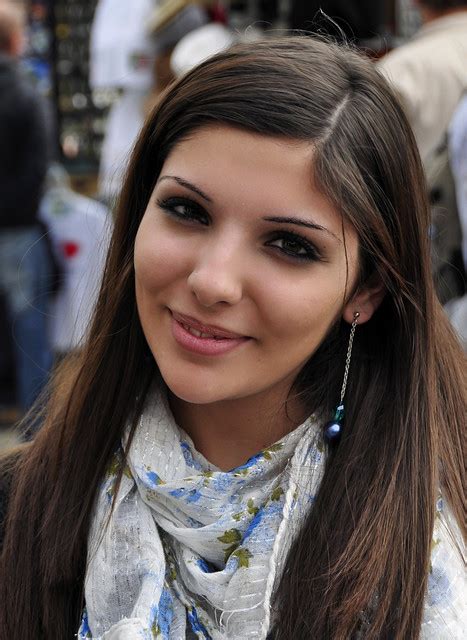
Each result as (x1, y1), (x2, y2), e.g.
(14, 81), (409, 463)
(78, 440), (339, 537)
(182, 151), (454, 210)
(187, 247), (244, 308)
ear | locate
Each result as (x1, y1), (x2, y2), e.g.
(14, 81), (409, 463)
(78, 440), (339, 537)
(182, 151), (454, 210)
(343, 274), (386, 325)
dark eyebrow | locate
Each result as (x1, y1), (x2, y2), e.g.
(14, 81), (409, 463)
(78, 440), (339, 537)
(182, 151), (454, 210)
(263, 216), (341, 242)
(157, 176), (340, 242)
(158, 175), (212, 203)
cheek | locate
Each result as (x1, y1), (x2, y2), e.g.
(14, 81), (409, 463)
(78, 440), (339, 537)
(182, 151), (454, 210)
(134, 217), (190, 294)
(256, 270), (346, 345)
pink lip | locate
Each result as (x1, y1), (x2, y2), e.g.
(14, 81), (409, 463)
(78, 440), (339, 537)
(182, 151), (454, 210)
(170, 310), (251, 356)
(171, 311), (247, 339)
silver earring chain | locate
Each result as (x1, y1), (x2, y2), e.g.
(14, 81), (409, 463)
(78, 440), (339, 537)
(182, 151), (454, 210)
(339, 312), (360, 404)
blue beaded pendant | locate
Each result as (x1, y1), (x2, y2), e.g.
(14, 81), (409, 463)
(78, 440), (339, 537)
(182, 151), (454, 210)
(324, 404), (345, 444)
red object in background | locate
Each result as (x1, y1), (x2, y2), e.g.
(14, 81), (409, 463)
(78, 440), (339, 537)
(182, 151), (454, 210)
(208, 2), (227, 24)
(62, 241), (80, 258)
(30, 3), (48, 21)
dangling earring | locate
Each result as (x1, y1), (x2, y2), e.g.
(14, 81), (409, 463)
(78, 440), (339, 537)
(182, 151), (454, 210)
(324, 311), (360, 445)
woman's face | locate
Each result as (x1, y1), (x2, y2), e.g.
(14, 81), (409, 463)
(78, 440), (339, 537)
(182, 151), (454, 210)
(134, 125), (361, 407)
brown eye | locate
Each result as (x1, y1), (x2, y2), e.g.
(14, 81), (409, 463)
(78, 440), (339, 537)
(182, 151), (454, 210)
(266, 232), (321, 262)
(272, 237), (308, 256)
(157, 197), (209, 226)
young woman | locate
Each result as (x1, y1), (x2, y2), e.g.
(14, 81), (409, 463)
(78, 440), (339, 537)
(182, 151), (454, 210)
(0, 36), (465, 639)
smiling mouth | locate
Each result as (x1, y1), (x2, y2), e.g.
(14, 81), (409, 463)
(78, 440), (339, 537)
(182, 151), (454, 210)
(169, 310), (251, 356)
(179, 323), (227, 340)
(170, 310), (248, 340)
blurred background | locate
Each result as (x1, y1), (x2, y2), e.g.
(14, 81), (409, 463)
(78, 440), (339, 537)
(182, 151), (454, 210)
(0, 0), (465, 448)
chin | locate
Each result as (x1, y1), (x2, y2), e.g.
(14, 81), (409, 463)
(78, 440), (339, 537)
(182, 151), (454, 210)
(159, 369), (231, 405)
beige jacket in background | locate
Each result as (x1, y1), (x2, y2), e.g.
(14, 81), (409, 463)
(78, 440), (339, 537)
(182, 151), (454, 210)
(378, 13), (467, 164)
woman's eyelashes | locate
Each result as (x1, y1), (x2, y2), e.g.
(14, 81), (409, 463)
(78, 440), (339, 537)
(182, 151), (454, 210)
(157, 196), (209, 225)
(156, 195), (323, 263)
(265, 231), (323, 262)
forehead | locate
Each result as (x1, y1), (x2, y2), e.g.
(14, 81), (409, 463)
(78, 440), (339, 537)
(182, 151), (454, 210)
(162, 124), (313, 184)
(158, 125), (345, 231)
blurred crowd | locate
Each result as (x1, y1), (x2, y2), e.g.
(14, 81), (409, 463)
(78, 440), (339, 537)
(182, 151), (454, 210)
(0, 0), (466, 434)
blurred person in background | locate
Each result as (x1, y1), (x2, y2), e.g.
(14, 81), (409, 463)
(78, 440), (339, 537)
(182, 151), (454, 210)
(39, 165), (112, 358)
(90, 0), (214, 206)
(378, 0), (467, 164)
(0, 1), (52, 416)
(89, 0), (156, 206)
(378, 1), (467, 304)
(449, 93), (467, 272)
(446, 93), (467, 348)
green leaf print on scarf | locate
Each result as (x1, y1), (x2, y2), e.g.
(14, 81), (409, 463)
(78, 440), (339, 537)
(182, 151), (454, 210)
(231, 547), (253, 568)
(271, 486), (284, 501)
(105, 450), (132, 501)
(218, 528), (242, 562)
(247, 498), (259, 516)
(201, 470), (213, 487)
(218, 529), (242, 545)
(231, 498), (259, 522)
(262, 442), (284, 460)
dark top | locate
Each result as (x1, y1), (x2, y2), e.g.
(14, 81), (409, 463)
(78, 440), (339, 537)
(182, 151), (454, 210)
(0, 53), (49, 228)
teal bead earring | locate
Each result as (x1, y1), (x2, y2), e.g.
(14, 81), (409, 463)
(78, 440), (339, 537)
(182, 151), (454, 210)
(324, 311), (360, 445)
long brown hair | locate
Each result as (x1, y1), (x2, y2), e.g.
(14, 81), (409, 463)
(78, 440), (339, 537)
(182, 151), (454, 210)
(1, 36), (465, 639)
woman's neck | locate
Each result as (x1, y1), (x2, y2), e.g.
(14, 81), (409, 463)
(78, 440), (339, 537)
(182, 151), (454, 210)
(168, 389), (306, 471)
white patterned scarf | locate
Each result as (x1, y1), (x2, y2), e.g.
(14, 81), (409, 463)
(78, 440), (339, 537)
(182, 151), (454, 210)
(77, 388), (326, 639)
(78, 388), (466, 639)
